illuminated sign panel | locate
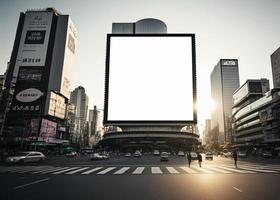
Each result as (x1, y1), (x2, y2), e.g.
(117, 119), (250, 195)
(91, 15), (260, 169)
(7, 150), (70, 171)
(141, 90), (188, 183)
(104, 34), (197, 125)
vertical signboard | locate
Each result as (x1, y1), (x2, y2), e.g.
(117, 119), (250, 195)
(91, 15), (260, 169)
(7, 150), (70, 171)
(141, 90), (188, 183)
(61, 17), (77, 98)
(13, 11), (53, 79)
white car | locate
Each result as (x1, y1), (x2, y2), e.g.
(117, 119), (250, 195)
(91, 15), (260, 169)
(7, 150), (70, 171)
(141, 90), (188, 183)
(205, 152), (213, 160)
(153, 150), (160, 156)
(190, 152), (198, 160)
(6, 151), (46, 164)
(65, 151), (78, 157)
(134, 150), (142, 157)
(177, 151), (185, 157)
(223, 152), (233, 158)
(238, 151), (247, 158)
(125, 152), (131, 157)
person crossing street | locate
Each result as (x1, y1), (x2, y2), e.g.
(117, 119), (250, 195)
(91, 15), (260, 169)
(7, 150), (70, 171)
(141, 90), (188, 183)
(197, 153), (202, 168)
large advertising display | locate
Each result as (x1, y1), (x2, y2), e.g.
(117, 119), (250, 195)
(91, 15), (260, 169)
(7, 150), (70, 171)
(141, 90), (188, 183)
(38, 118), (57, 142)
(44, 91), (66, 119)
(10, 86), (44, 114)
(13, 11), (53, 79)
(104, 34), (197, 125)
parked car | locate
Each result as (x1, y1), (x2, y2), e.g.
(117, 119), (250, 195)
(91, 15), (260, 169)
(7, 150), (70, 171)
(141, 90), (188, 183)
(160, 152), (169, 162)
(153, 150), (160, 156)
(125, 152), (131, 157)
(134, 150), (142, 157)
(190, 152), (198, 160)
(177, 151), (185, 157)
(238, 151), (247, 158)
(65, 151), (78, 157)
(205, 152), (213, 160)
(262, 151), (273, 158)
(5, 151), (46, 164)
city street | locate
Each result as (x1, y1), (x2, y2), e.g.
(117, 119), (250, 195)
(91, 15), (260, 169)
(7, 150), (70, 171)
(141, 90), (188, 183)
(1, 155), (280, 200)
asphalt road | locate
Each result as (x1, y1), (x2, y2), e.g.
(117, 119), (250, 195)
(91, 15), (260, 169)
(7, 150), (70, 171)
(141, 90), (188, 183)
(1, 155), (280, 200)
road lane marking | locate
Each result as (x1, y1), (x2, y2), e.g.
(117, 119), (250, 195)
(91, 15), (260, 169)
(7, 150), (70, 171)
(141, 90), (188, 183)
(205, 166), (232, 174)
(114, 167), (130, 174)
(52, 167), (79, 174)
(180, 167), (198, 174)
(81, 167), (103, 174)
(232, 186), (242, 193)
(66, 167), (90, 174)
(132, 167), (145, 174)
(192, 166), (214, 173)
(166, 167), (179, 174)
(217, 166), (256, 173)
(151, 167), (162, 174)
(97, 167), (116, 174)
(13, 178), (50, 190)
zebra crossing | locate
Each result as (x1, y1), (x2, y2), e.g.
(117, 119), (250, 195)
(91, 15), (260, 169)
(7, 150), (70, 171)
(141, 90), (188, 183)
(1, 164), (280, 176)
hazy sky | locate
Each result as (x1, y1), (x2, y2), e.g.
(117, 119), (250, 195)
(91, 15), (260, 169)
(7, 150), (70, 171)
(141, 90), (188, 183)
(1, 0), (280, 130)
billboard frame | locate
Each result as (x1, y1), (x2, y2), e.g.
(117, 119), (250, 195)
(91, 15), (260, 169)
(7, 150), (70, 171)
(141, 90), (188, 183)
(104, 33), (197, 125)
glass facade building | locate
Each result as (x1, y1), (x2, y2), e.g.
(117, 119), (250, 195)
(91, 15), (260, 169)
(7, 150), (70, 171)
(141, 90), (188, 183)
(210, 59), (240, 144)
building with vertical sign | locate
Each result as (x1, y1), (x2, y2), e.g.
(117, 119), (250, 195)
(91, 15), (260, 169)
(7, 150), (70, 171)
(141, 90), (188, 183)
(271, 47), (280, 88)
(210, 59), (240, 144)
(2, 8), (77, 148)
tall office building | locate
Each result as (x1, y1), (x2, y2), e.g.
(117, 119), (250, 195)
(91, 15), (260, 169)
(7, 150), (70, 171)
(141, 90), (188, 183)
(89, 106), (103, 146)
(2, 8), (77, 147)
(70, 86), (89, 145)
(211, 59), (240, 144)
(271, 47), (280, 88)
(203, 119), (211, 145)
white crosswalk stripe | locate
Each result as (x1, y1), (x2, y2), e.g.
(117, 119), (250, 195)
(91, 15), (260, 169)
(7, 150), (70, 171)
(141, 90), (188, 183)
(114, 167), (130, 174)
(217, 166), (256, 173)
(166, 167), (179, 174)
(81, 167), (103, 175)
(52, 167), (80, 174)
(66, 167), (90, 174)
(132, 167), (145, 174)
(180, 167), (198, 174)
(32, 167), (61, 174)
(237, 166), (277, 173)
(205, 166), (232, 174)
(191, 166), (214, 173)
(151, 167), (162, 174)
(97, 167), (116, 174)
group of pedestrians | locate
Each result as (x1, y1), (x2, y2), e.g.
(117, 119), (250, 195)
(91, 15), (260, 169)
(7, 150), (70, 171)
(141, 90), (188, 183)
(187, 152), (202, 168)
(186, 150), (239, 169)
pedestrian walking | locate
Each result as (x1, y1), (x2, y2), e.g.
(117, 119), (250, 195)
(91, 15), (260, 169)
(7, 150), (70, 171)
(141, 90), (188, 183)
(187, 152), (192, 167)
(197, 153), (202, 168)
(233, 150), (238, 168)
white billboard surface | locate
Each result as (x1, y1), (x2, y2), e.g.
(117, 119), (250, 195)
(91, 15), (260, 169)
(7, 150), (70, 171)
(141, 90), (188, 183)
(13, 11), (53, 78)
(107, 36), (194, 121)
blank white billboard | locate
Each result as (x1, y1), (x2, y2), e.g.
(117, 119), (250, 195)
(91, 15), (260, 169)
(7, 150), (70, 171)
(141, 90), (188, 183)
(106, 35), (196, 123)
